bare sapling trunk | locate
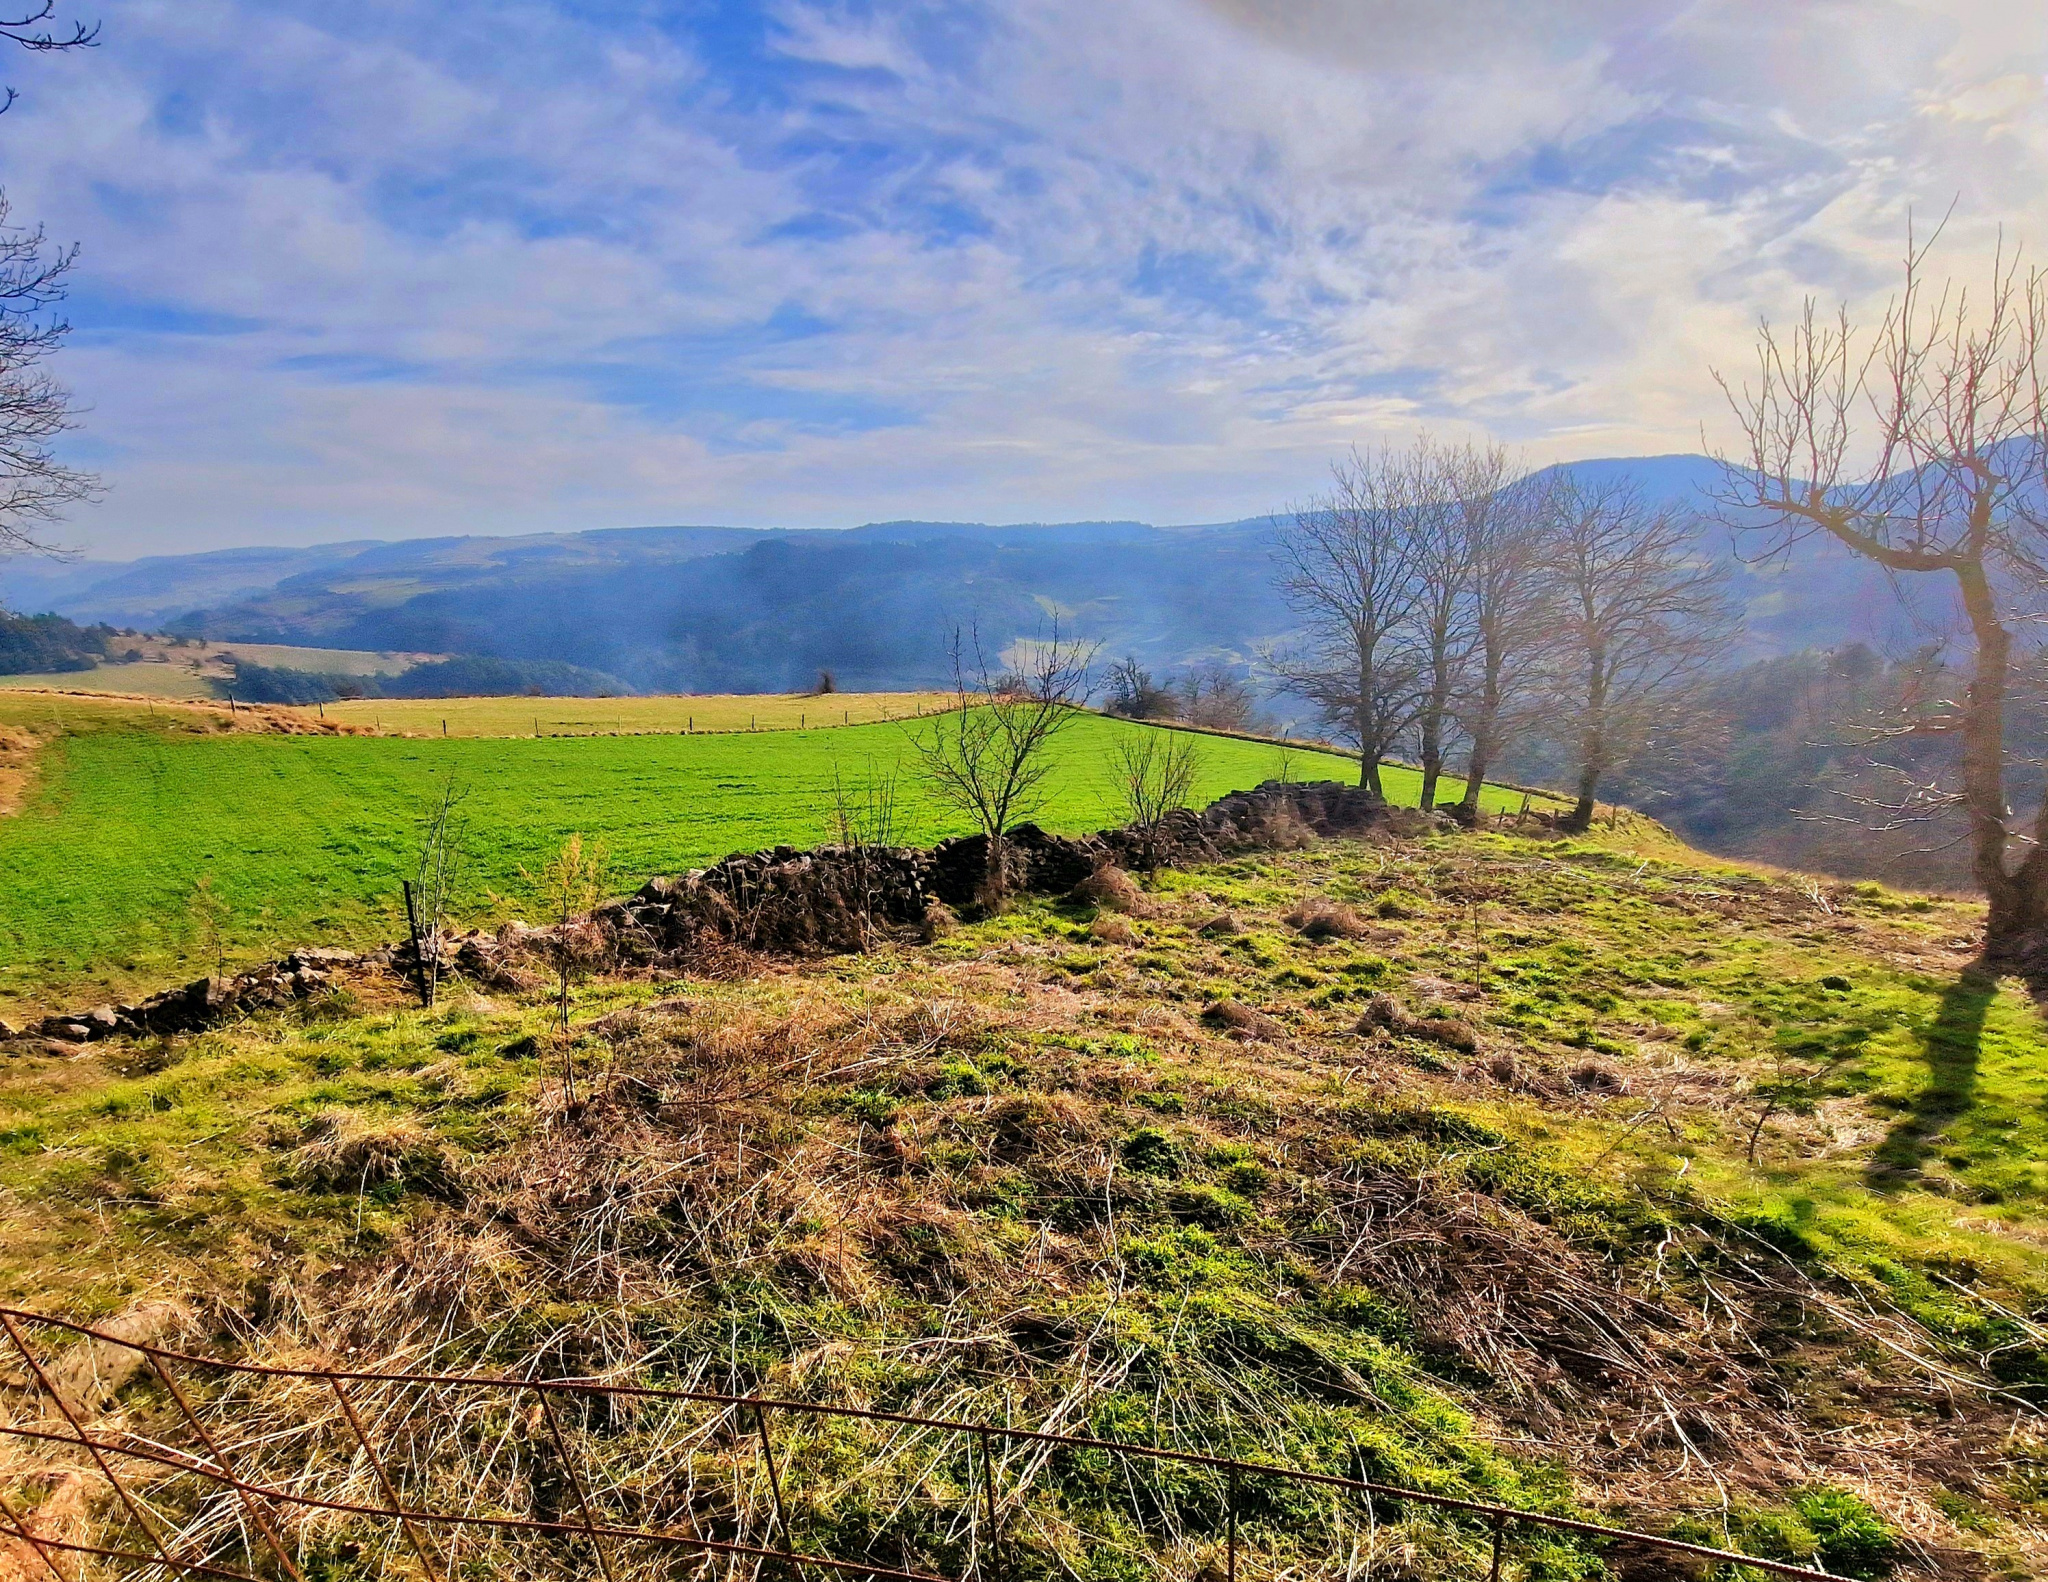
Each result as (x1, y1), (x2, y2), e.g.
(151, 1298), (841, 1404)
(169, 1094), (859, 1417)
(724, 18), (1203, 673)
(1714, 225), (2048, 956)
(1113, 728), (1201, 881)
(830, 763), (900, 947)
(1545, 476), (1735, 834)
(906, 622), (1097, 908)
(1266, 443), (1428, 797)
(408, 779), (465, 1008)
(531, 834), (609, 1098)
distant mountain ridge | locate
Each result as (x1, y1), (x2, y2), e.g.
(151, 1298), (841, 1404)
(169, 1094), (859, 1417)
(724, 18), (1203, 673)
(0, 454), (1947, 693)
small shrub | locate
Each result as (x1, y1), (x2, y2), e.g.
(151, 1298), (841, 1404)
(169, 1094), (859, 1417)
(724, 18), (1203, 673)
(1170, 1182), (1253, 1228)
(927, 1060), (991, 1098)
(1217, 1159), (1269, 1195)
(1375, 888), (1425, 919)
(1120, 1125), (1185, 1176)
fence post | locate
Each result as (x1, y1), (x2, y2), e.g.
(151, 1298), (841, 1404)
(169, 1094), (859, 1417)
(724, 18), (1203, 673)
(535, 1387), (616, 1582)
(1488, 1511), (1505, 1582)
(146, 1352), (307, 1582)
(328, 1377), (444, 1582)
(0, 1312), (177, 1570)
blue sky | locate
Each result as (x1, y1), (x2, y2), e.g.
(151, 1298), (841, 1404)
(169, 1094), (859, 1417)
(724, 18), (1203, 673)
(3, 0), (2045, 553)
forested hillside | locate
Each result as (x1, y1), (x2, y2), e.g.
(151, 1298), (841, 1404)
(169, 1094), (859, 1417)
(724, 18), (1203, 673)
(0, 457), (1946, 696)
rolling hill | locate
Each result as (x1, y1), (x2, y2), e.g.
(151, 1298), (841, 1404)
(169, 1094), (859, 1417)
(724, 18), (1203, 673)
(0, 455), (1949, 696)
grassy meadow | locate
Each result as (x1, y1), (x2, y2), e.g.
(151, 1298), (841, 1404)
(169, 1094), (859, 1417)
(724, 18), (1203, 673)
(315, 688), (957, 736)
(0, 640), (425, 698)
(0, 694), (1551, 1012)
(2, 822), (2040, 1576)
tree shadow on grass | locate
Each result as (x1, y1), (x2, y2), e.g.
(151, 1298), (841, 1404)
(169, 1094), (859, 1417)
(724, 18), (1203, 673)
(1864, 966), (1994, 1189)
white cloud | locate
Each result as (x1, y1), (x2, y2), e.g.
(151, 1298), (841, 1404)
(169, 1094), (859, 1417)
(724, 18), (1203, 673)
(2, 0), (2046, 554)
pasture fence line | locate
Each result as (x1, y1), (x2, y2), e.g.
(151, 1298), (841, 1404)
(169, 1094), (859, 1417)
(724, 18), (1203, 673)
(0, 1307), (1834, 1582)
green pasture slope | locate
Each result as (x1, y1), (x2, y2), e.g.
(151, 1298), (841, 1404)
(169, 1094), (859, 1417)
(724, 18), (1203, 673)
(0, 712), (1535, 1010)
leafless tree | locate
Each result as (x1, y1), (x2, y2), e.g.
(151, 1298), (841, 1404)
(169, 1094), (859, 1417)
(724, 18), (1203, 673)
(1112, 728), (1201, 880)
(1546, 475), (1736, 832)
(0, 4), (97, 114)
(829, 761), (900, 948)
(1405, 440), (1475, 810)
(1176, 661), (1258, 731)
(0, 191), (93, 557)
(1102, 655), (1177, 720)
(404, 778), (465, 1008)
(907, 621), (1097, 905)
(1444, 445), (1560, 822)
(1266, 446), (1425, 797)
(1714, 224), (2048, 955)
(534, 833), (609, 1067)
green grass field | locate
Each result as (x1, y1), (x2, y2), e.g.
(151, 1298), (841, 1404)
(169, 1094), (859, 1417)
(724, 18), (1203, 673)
(0, 661), (219, 698)
(0, 707), (1553, 1012)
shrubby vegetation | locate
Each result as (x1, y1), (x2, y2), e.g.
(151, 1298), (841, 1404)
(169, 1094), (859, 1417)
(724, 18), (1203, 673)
(229, 653), (632, 703)
(1549, 643), (2048, 890)
(0, 608), (119, 673)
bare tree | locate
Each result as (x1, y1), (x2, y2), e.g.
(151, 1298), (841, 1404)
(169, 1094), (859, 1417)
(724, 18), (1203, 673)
(1445, 446), (1559, 822)
(1715, 225), (2048, 955)
(189, 872), (229, 979)
(1547, 475), (1736, 832)
(1405, 441), (1474, 810)
(404, 778), (465, 1008)
(1102, 655), (1177, 720)
(1176, 661), (1258, 731)
(0, 191), (93, 557)
(907, 622), (1097, 905)
(533, 833), (609, 1061)
(1112, 728), (1201, 881)
(1267, 446), (1425, 797)
(829, 761), (900, 948)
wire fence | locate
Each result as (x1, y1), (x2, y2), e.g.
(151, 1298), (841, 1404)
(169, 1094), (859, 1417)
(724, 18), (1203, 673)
(0, 1307), (1835, 1582)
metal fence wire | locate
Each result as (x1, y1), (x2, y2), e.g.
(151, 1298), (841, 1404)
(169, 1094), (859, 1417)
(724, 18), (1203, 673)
(0, 1307), (1835, 1581)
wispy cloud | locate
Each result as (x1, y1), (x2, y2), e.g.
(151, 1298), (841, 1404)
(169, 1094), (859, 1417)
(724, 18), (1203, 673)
(4, 0), (2045, 552)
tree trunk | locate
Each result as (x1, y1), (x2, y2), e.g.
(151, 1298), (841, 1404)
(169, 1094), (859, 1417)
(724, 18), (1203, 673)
(1563, 649), (1607, 835)
(1952, 559), (2048, 956)
(1459, 736), (1493, 825)
(1418, 717), (1441, 811)
(1566, 761), (1600, 834)
(1457, 657), (1505, 821)
(1354, 696), (1385, 797)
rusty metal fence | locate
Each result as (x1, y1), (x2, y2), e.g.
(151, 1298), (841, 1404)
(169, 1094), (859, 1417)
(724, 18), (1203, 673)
(0, 1307), (1832, 1581)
